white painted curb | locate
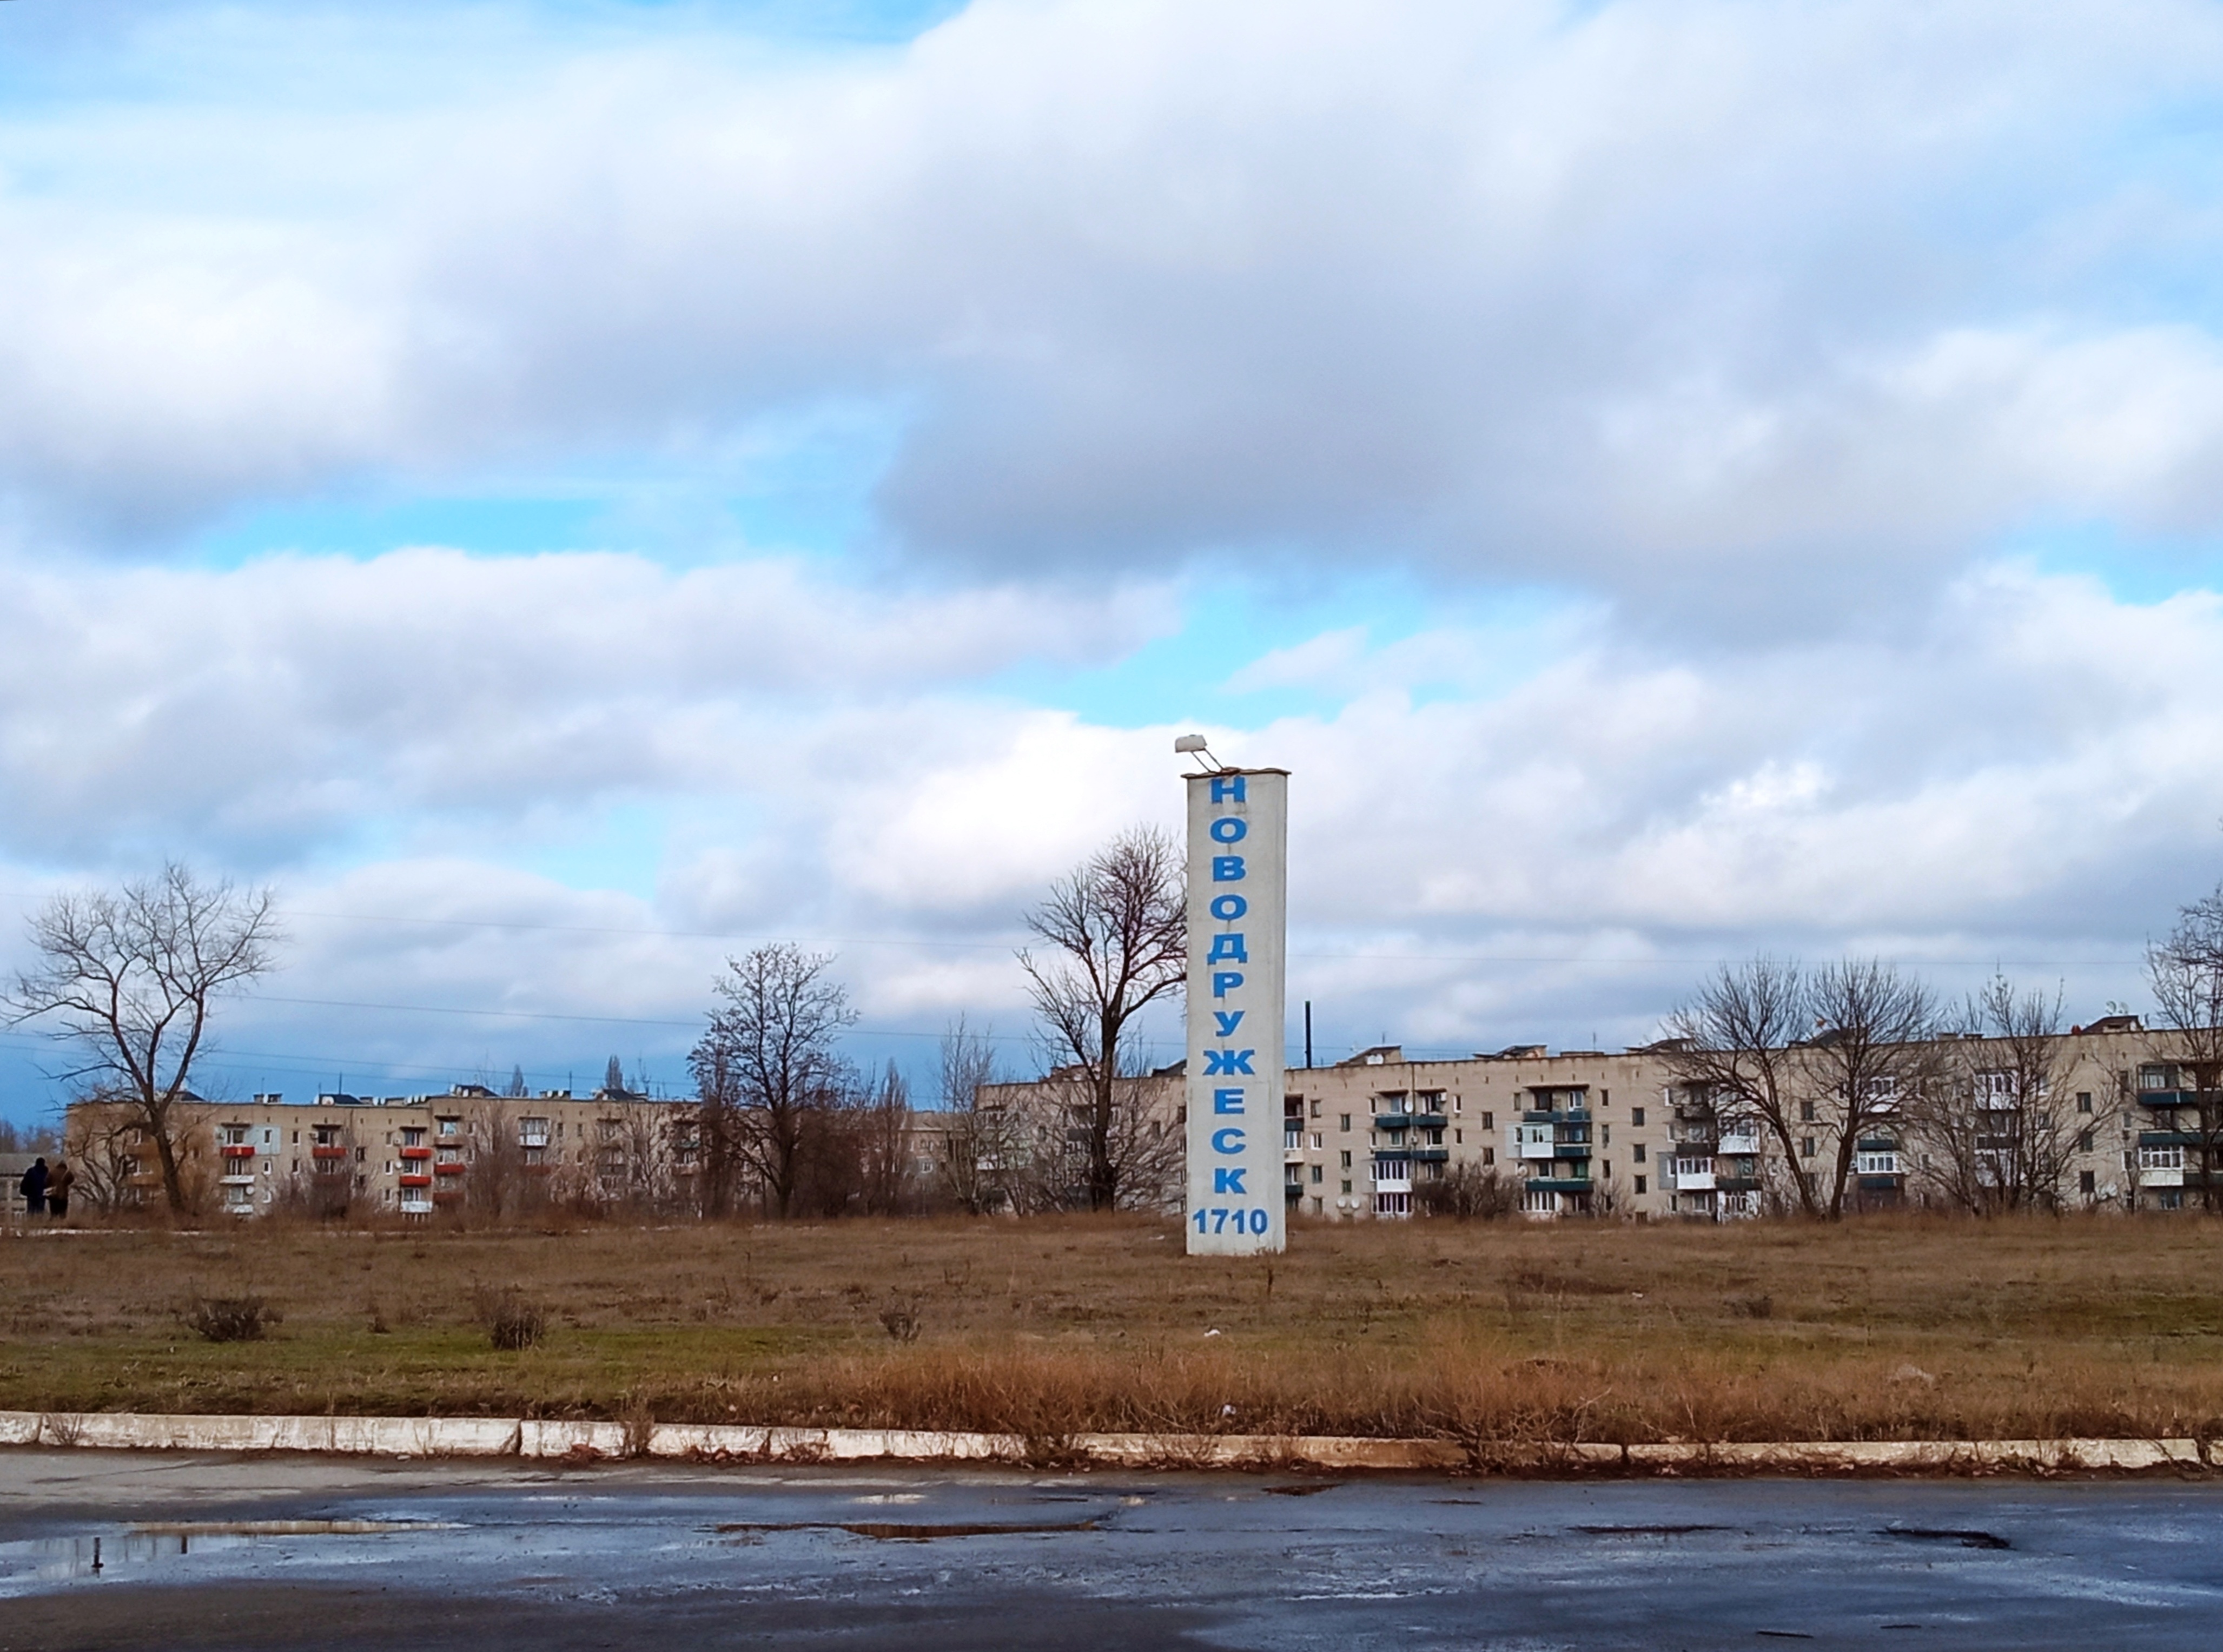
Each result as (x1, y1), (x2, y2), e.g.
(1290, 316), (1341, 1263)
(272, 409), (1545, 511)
(0, 1412), (2208, 1475)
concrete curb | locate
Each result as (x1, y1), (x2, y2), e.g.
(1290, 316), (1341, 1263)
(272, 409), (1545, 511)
(0, 1412), (2209, 1475)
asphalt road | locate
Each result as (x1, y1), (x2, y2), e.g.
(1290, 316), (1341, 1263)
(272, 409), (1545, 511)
(2, 1450), (2220, 1650)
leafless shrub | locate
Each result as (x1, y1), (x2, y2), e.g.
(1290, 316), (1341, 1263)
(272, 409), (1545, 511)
(182, 1294), (276, 1343)
(471, 1285), (546, 1351)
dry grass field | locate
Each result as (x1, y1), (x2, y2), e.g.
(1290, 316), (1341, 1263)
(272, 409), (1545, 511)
(4, 1212), (2223, 1445)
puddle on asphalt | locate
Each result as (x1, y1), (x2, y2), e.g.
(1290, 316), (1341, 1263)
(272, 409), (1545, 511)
(1877, 1525), (2013, 1550)
(0, 1521), (460, 1587)
(716, 1520), (1099, 1541)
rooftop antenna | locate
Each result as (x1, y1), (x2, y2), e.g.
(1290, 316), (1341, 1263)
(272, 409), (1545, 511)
(1173, 732), (1230, 771)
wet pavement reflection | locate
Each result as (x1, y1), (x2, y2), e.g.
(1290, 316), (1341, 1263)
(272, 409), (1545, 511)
(2, 1451), (2221, 1649)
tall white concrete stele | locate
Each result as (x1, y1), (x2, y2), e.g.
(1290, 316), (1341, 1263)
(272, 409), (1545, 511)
(1182, 761), (1289, 1256)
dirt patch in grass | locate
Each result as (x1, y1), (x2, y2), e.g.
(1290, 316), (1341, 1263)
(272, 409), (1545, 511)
(5, 1212), (2222, 1443)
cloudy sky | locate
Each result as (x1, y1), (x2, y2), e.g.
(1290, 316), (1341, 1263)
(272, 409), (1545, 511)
(5, 0), (2222, 1121)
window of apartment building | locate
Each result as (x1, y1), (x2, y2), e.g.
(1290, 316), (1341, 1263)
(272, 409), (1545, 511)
(1635, 1175), (1646, 1195)
(1309, 1100), (1321, 1120)
(1340, 1179), (1352, 1195)
(436, 1116), (460, 1138)
(1632, 1143), (1645, 1163)
(1601, 1160), (1611, 1180)
(1601, 1123), (1611, 1145)
(1602, 1089), (1610, 1106)
(1482, 1146), (1494, 1165)
(1339, 1150), (1352, 1169)
(1310, 1165), (1323, 1184)
(401, 1127), (425, 1147)
(1480, 1111), (1493, 1130)
(1631, 1107), (1645, 1127)
(1801, 1137), (1817, 1158)
(2078, 1129), (2095, 1153)
(1306, 1132), (1320, 1150)
(2077, 1092), (2093, 1114)
(1339, 1114), (1351, 1133)
(1453, 1129), (1461, 1145)
(2080, 1169), (2097, 1195)
(1799, 1100), (1816, 1123)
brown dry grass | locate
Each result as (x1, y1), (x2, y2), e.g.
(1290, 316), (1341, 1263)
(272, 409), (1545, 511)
(4, 1211), (2221, 1444)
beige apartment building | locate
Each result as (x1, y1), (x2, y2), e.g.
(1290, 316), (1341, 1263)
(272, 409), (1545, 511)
(974, 1014), (2201, 1220)
(68, 1085), (697, 1218)
(61, 1015), (2218, 1221)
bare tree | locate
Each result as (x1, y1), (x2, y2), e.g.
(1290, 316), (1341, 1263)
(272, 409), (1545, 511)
(2148, 883), (2223, 1210)
(688, 943), (856, 1219)
(1017, 827), (1185, 1211)
(691, 1040), (743, 1219)
(6, 865), (280, 1215)
(1801, 959), (1941, 1217)
(1003, 1067), (1183, 1213)
(60, 1096), (142, 1217)
(1661, 957), (1821, 1217)
(935, 1017), (1009, 1214)
(1908, 977), (2078, 1213)
(465, 1101), (533, 1221)
(1414, 1160), (1519, 1220)
(855, 1061), (915, 1217)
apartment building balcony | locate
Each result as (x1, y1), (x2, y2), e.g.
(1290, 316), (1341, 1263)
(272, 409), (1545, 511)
(399, 1145), (432, 1161)
(399, 1198), (434, 1217)
(1283, 1179), (1304, 1201)
(1525, 1176), (1593, 1194)
(519, 1133), (551, 1151)
(1671, 1166), (1716, 1192)
(219, 1172), (256, 1187)
(2140, 1130), (2204, 1148)
(1378, 1111), (1446, 1133)
(434, 1161), (466, 1177)
(1718, 1132), (1761, 1155)
(2138, 1089), (2200, 1109)
(1283, 1129), (1304, 1164)
(310, 1144), (348, 1162)
(398, 1173), (432, 1188)
(220, 1143), (256, 1160)
(1411, 1146), (1450, 1162)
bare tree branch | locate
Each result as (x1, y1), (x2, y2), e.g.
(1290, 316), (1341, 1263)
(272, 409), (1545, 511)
(686, 943), (856, 1219)
(7, 864), (281, 1215)
(1016, 826), (1185, 1211)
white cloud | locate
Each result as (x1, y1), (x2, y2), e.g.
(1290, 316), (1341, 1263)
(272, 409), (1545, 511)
(0, 548), (1174, 858)
(6, 1), (2223, 620)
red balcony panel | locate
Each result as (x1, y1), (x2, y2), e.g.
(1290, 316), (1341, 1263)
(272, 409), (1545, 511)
(398, 1173), (432, 1188)
(399, 1145), (433, 1160)
(433, 1161), (466, 1175)
(220, 1144), (256, 1158)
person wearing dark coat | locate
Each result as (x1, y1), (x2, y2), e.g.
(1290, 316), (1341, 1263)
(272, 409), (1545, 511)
(45, 1158), (74, 1221)
(18, 1157), (48, 1218)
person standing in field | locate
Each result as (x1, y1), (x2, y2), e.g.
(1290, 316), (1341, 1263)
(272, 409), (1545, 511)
(44, 1157), (73, 1223)
(18, 1157), (47, 1219)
